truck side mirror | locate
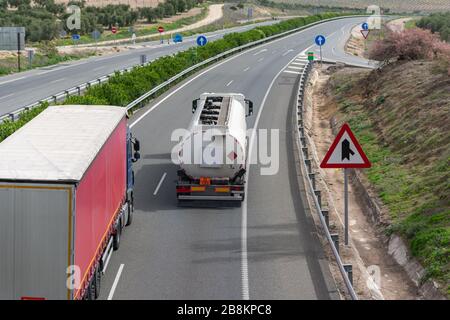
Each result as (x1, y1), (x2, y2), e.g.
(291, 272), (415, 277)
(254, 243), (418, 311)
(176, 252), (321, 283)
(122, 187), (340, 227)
(192, 99), (200, 113)
(245, 99), (253, 117)
(133, 138), (140, 152)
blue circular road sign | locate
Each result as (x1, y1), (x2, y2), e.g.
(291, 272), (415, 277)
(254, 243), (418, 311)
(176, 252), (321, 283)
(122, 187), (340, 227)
(196, 35), (207, 46)
(315, 35), (326, 46)
(362, 22), (369, 30)
(173, 33), (183, 43)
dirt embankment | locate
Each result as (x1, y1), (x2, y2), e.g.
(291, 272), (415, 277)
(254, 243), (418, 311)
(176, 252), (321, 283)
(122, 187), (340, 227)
(306, 60), (449, 298)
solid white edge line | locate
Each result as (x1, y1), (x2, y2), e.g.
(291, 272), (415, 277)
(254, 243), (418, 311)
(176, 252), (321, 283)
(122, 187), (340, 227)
(153, 172), (167, 195)
(242, 52), (305, 300)
(107, 264), (124, 300)
(0, 76), (25, 86)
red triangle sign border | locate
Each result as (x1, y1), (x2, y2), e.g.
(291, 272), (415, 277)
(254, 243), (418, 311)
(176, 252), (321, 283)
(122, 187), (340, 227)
(361, 29), (370, 39)
(320, 123), (371, 168)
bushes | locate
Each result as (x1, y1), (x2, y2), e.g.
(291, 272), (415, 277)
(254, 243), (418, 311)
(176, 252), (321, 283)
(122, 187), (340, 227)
(369, 28), (450, 63)
(417, 12), (450, 42)
(62, 12), (349, 107)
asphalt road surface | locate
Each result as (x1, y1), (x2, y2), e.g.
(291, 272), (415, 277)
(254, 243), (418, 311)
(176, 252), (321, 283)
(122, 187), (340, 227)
(97, 16), (367, 300)
(0, 20), (279, 116)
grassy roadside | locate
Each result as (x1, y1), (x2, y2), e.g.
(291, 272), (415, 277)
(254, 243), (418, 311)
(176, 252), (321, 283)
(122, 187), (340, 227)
(0, 50), (96, 76)
(55, 4), (209, 47)
(328, 63), (449, 296)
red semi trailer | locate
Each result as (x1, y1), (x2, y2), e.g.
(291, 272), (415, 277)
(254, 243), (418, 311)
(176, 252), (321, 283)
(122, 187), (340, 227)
(0, 105), (140, 300)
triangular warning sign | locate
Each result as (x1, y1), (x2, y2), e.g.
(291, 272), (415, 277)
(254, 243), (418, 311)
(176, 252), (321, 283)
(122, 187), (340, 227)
(320, 123), (371, 168)
(360, 29), (370, 39)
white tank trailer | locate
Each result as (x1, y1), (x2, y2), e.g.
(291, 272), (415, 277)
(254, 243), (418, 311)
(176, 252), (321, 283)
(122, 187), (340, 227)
(175, 93), (254, 202)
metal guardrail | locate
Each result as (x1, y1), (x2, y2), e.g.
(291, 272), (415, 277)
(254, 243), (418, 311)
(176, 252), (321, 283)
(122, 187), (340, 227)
(295, 61), (358, 300)
(0, 14), (369, 124)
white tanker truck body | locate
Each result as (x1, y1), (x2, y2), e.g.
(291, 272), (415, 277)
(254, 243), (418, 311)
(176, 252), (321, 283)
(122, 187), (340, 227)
(176, 93), (253, 202)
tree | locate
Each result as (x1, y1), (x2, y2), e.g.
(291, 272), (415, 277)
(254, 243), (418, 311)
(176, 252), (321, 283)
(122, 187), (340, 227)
(163, 2), (175, 17)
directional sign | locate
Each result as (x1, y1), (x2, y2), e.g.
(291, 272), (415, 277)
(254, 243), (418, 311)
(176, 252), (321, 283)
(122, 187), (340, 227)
(362, 22), (369, 31)
(361, 29), (370, 39)
(111, 27), (117, 34)
(307, 51), (314, 61)
(91, 29), (101, 40)
(320, 123), (371, 168)
(173, 33), (183, 43)
(315, 35), (326, 46)
(158, 26), (164, 33)
(196, 35), (207, 46)
(71, 34), (80, 41)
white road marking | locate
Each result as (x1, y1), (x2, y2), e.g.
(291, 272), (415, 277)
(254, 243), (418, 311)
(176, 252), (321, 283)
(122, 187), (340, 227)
(127, 18), (360, 298)
(258, 57), (264, 62)
(153, 172), (167, 195)
(282, 49), (294, 56)
(253, 48), (267, 56)
(283, 70), (301, 74)
(107, 264), (124, 300)
(50, 78), (65, 84)
(291, 61), (306, 65)
(288, 65), (304, 70)
(0, 76), (25, 85)
(243, 67), (250, 72)
(0, 93), (14, 100)
(242, 52), (303, 300)
(93, 66), (106, 71)
(226, 80), (234, 87)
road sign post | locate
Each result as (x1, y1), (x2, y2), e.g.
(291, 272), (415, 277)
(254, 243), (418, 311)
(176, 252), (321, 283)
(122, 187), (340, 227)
(17, 32), (21, 72)
(158, 26), (164, 44)
(315, 35), (326, 64)
(320, 123), (371, 246)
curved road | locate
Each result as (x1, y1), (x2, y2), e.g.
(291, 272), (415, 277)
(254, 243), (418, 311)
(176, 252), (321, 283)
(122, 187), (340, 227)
(97, 16), (367, 300)
(0, 20), (278, 115)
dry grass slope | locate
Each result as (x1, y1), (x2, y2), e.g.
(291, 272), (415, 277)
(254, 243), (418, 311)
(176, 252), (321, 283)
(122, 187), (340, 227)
(328, 61), (449, 295)
(271, 0), (450, 12)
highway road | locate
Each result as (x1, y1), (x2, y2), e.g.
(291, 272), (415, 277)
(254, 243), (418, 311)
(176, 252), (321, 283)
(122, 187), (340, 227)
(0, 20), (279, 116)
(96, 16), (367, 300)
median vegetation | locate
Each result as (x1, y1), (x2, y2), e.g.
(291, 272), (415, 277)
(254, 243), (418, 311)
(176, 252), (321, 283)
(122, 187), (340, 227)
(62, 12), (349, 106)
(0, 12), (354, 143)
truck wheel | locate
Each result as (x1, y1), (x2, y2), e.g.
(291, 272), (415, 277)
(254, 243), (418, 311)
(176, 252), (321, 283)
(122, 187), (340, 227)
(88, 277), (96, 300)
(125, 200), (133, 226)
(94, 268), (101, 299)
(113, 225), (121, 251)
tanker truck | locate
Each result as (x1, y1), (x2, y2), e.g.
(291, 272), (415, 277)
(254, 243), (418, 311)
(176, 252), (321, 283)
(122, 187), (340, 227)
(175, 93), (253, 203)
(0, 105), (140, 300)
